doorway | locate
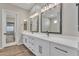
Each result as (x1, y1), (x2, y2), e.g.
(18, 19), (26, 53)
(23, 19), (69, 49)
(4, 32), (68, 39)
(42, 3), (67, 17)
(6, 22), (15, 44)
(2, 9), (18, 48)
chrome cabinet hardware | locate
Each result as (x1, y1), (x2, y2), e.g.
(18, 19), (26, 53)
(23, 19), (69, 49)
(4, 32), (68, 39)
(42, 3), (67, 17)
(39, 45), (42, 54)
(54, 47), (68, 53)
(25, 38), (27, 43)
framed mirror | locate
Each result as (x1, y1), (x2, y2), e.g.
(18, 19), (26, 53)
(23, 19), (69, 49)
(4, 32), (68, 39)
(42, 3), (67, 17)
(24, 21), (27, 31)
(41, 14), (50, 32)
(41, 4), (62, 34)
(76, 4), (79, 31)
(30, 15), (39, 32)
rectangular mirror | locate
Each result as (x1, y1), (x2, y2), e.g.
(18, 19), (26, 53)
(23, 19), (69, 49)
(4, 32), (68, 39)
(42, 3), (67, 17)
(24, 21), (27, 31)
(76, 4), (79, 31)
(41, 14), (50, 32)
(41, 4), (62, 34)
(30, 15), (39, 32)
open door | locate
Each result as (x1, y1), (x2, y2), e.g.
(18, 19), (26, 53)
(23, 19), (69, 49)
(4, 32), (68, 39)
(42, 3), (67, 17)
(2, 9), (17, 48)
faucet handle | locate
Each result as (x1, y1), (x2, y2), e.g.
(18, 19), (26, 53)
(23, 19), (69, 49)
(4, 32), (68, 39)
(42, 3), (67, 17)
(46, 31), (49, 36)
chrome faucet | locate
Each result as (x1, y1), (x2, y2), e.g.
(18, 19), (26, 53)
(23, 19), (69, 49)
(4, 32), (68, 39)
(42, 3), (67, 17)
(46, 31), (49, 36)
(32, 31), (34, 34)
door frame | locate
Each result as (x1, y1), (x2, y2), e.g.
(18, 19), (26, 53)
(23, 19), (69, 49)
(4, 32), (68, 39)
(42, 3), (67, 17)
(2, 9), (19, 48)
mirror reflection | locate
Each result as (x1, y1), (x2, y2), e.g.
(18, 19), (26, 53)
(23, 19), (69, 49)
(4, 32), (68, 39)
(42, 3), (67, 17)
(41, 4), (62, 34)
(31, 16), (39, 32)
(24, 21), (27, 31)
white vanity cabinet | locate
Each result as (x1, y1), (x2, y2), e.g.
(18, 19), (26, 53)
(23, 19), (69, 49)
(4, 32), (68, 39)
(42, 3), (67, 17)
(28, 36), (38, 55)
(28, 36), (50, 56)
(24, 36), (36, 54)
(22, 33), (79, 56)
(23, 35), (38, 55)
(23, 35), (50, 56)
(23, 35), (30, 48)
(50, 42), (78, 56)
(35, 38), (50, 56)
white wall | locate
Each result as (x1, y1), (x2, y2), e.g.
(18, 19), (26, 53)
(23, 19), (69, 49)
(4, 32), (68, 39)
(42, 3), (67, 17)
(0, 3), (29, 48)
(0, 10), (2, 48)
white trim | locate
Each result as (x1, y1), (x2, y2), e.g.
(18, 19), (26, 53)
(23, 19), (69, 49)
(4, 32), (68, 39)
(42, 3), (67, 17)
(6, 42), (17, 47)
(2, 9), (6, 48)
(0, 47), (3, 49)
(17, 43), (23, 45)
(2, 9), (19, 48)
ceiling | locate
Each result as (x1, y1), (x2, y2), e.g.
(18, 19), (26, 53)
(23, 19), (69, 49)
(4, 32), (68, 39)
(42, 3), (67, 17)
(11, 3), (49, 16)
(11, 3), (35, 11)
(11, 3), (46, 11)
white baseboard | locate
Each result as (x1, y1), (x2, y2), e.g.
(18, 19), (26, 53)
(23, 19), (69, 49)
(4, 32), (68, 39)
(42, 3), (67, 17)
(0, 47), (4, 49)
(17, 42), (23, 45)
(0, 42), (23, 49)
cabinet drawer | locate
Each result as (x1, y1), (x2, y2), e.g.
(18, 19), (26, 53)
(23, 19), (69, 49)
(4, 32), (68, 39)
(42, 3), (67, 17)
(36, 39), (50, 56)
(50, 43), (78, 56)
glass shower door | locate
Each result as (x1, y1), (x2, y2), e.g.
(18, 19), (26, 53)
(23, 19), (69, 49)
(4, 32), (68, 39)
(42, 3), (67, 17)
(6, 22), (15, 44)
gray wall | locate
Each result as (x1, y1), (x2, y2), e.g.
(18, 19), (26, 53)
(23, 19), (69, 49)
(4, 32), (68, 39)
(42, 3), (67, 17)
(62, 3), (78, 36)
(0, 10), (2, 48)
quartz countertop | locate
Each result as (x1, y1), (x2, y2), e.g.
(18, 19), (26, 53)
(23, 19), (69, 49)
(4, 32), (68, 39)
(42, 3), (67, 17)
(22, 32), (79, 49)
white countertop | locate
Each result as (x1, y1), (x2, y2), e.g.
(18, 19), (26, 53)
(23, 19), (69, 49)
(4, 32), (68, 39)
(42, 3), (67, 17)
(22, 32), (79, 49)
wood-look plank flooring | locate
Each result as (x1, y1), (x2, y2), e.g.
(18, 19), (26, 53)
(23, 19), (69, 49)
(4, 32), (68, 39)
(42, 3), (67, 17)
(0, 45), (34, 56)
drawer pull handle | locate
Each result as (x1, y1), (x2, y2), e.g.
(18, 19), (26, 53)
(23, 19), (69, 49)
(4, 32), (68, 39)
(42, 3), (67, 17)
(31, 43), (34, 45)
(25, 39), (27, 43)
(39, 45), (42, 54)
(54, 47), (68, 53)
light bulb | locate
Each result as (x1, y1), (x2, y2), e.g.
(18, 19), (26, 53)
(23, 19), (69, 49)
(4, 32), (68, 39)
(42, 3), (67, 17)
(24, 20), (27, 21)
(54, 20), (57, 24)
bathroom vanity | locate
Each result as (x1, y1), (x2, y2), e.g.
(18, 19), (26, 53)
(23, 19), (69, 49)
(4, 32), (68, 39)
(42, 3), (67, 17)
(22, 3), (79, 56)
(22, 32), (79, 56)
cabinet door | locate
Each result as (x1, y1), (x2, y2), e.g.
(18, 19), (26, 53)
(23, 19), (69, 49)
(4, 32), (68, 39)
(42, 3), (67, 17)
(23, 35), (27, 45)
(23, 35), (29, 47)
(26, 36), (37, 55)
(31, 37), (38, 55)
(50, 43), (78, 56)
(23, 35), (50, 56)
(36, 39), (50, 56)
(32, 37), (39, 55)
(26, 36), (33, 51)
(29, 37), (35, 53)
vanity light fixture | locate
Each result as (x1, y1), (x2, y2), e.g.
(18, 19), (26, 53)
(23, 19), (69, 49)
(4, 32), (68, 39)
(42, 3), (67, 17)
(30, 13), (39, 18)
(41, 3), (59, 13)
(30, 3), (60, 18)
